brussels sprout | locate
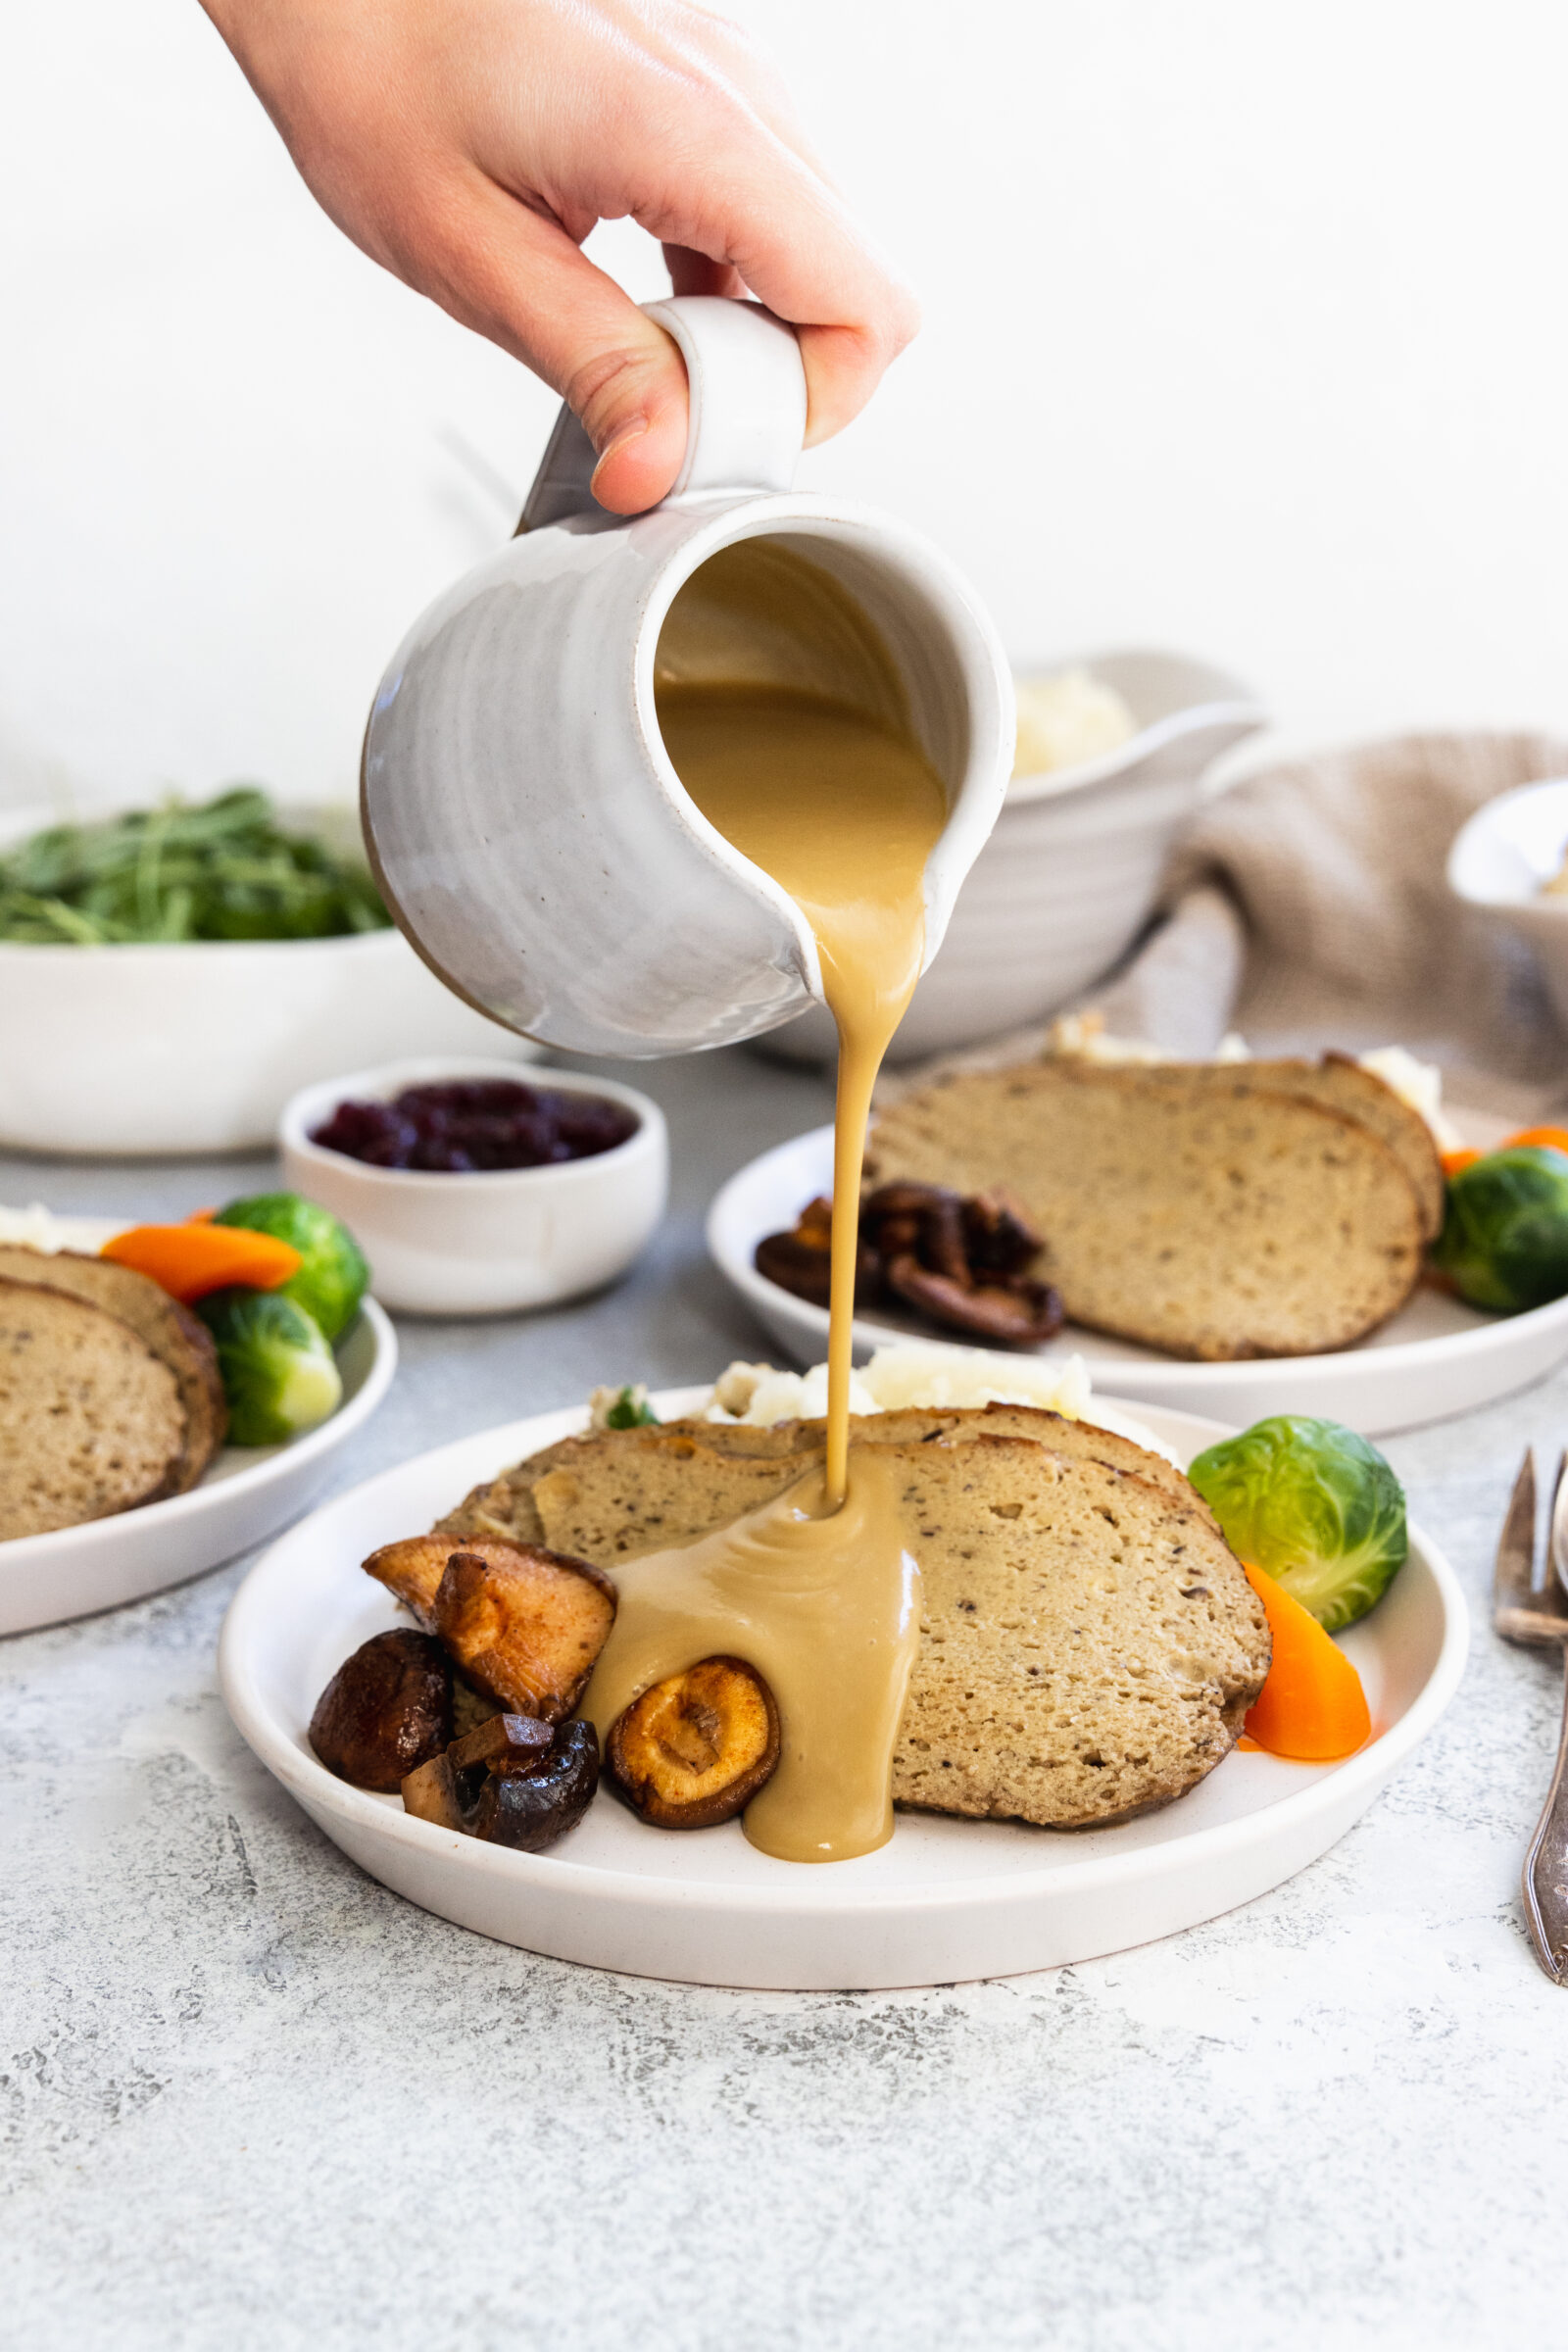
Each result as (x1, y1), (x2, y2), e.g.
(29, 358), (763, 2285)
(1430, 1147), (1568, 1314)
(197, 1288), (343, 1446)
(213, 1192), (368, 1341)
(1188, 1414), (1407, 1634)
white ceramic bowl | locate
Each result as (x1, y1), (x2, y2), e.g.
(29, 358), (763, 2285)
(761, 649), (1265, 1063)
(279, 1056), (668, 1316)
(1446, 778), (1568, 1034)
(0, 804), (531, 1154)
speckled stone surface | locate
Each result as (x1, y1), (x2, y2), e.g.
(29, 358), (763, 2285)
(4, 1045), (1568, 2349)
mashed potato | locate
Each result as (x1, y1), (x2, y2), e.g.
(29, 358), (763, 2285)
(0, 1203), (120, 1253)
(705, 1341), (1174, 1461)
(1011, 668), (1138, 782)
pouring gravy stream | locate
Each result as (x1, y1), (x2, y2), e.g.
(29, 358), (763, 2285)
(583, 548), (950, 1862)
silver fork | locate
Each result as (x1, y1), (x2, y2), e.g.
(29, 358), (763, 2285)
(1494, 1449), (1568, 1982)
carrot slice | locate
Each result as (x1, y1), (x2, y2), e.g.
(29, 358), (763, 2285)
(1501, 1126), (1568, 1156)
(1441, 1148), (1482, 1177)
(102, 1222), (303, 1303)
(1241, 1561), (1371, 1762)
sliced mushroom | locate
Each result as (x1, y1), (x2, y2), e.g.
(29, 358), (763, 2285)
(434, 1545), (616, 1721)
(608, 1655), (780, 1830)
(755, 1195), (880, 1309)
(448, 1712), (556, 1772)
(400, 1717), (601, 1852)
(863, 1182), (969, 1283)
(883, 1253), (1064, 1346)
(754, 1227), (832, 1306)
(449, 1710), (562, 1823)
(861, 1180), (962, 1222)
(309, 1630), (452, 1791)
(962, 1187), (1044, 1278)
(466, 1721), (601, 1852)
(758, 1179), (1058, 1346)
(362, 1531), (543, 1629)
(401, 1749), (464, 1830)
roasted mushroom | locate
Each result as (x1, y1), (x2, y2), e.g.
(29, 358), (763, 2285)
(882, 1254), (1063, 1345)
(754, 1195), (880, 1308)
(362, 1530), (536, 1629)
(434, 1545), (616, 1721)
(961, 1187), (1044, 1277)
(399, 1747), (465, 1830)
(309, 1629), (453, 1791)
(608, 1655), (780, 1829)
(757, 1178), (1063, 1347)
(448, 1712), (556, 1772)
(400, 1714), (601, 1853)
(465, 1722), (601, 1851)
(862, 1182), (970, 1281)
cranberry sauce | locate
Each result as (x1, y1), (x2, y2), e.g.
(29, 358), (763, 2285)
(311, 1079), (638, 1173)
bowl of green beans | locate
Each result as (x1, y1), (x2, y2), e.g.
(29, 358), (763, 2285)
(0, 790), (530, 1154)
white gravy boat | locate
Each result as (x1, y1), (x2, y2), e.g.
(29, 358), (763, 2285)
(362, 297), (1013, 1057)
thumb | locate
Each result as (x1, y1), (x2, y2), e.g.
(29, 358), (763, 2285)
(427, 182), (692, 514)
(572, 312), (693, 518)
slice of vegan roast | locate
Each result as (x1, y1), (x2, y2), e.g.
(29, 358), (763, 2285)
(435, 1406), (1269, 1831)
(863, 1056), (1433, 1360)
(0, 1279), (187, 1538)
(0, 1245), (226, 1487)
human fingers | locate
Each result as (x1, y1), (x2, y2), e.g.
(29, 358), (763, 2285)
(625, 114), (920, 447)
(402, 175), (696, 513)
(662, 245), (747, 300)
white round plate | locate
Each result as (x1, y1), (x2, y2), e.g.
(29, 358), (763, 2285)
(220, 1386), (1466, 1991)
(708, 1121), (1568, 1437)
(0, 1298), (397, 1635)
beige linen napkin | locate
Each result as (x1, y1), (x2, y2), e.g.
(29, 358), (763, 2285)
(894, 732), (1568, 1122)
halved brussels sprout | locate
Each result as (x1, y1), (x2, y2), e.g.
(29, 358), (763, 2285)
(197, 1287), (342, 1445)
(1188, 1413), (1407, 1634)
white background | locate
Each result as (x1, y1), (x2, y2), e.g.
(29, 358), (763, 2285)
(5, 0), (1567, 811)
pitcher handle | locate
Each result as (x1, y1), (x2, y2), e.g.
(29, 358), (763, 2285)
(517, 295), (807, 531)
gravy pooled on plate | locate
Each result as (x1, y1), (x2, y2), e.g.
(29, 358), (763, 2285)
(583, 542), (949, 1861)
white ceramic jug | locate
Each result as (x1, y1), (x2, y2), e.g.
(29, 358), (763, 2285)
(362, 297), (1014, 1057)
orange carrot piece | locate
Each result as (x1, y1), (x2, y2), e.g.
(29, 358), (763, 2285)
(1241, 1561), (1371, 1762)
(102, 1222), (303, 1303)
(184, 1206), (218, 1224)
(1501, 1126), (1568, 1156)
(1441, 1148), (1482, 1177)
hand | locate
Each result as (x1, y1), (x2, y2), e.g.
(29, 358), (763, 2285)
(200, 0), (919, 513)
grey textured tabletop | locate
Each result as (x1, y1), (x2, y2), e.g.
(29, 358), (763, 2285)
(4, 1043), (1567, 2350)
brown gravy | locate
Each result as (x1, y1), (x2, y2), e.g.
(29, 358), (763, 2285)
(581, 543), (949, 1863)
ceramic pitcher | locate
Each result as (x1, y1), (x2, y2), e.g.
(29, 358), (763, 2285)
(362, 296), (1014, 1057)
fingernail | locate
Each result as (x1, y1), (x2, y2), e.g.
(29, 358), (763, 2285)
(589, 416), (650, 491)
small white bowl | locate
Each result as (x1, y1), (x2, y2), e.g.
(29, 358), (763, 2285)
(760, 649), (1265, 1064)
(1446, 779), (1568, 1035)
(0, 804), (532, 1155)
(279, 1056), (668, 1316)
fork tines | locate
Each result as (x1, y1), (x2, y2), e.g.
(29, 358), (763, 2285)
(1494, 1449), (1568, 1648)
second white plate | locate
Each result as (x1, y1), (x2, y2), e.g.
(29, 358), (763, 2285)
(0, 1297), (398, 1636)
(220, 1388), (1466, 1991)
(708, 1123), (1568, 1436)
